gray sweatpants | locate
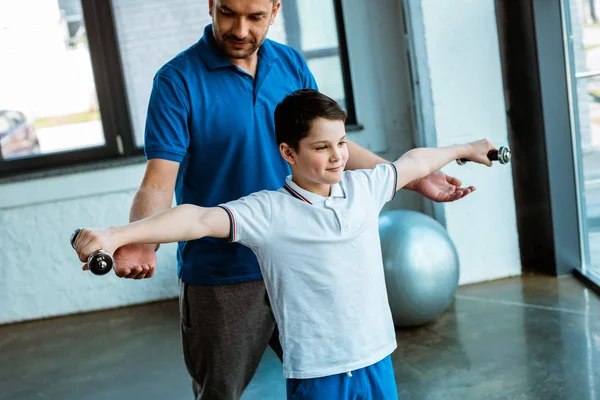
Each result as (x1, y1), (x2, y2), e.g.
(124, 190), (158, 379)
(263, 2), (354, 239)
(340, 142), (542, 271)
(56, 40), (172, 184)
(179, 279), (283, 400)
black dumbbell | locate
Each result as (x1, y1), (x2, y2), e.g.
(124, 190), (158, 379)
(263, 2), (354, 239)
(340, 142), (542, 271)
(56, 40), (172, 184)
(70, 228), (114, 276)
(456, 146), (511, 165)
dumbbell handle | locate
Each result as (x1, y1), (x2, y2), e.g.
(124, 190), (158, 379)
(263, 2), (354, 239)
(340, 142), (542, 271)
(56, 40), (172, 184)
(70, 228), (114, 276)
(456, 146), (511, 165)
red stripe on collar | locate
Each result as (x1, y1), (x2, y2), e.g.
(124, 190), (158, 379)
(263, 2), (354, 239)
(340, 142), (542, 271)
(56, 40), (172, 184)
(284, 184), (313, 205)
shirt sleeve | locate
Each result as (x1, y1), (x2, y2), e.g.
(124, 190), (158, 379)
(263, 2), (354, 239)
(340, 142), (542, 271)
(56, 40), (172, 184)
(348, 163), (398, 210)
(218, 191), (273, 250)
(143, 73), (190, 162)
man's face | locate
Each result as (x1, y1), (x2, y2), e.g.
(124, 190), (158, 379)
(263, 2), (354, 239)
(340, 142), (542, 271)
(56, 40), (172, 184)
(209, 0), (280, 60)
(290, 118), (349, 187)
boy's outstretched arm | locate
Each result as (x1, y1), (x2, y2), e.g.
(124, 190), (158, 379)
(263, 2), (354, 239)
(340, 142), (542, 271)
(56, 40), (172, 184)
(346, 140), (475, 201)
(72, 205), (230, 266)
(392, 139), (497, 191)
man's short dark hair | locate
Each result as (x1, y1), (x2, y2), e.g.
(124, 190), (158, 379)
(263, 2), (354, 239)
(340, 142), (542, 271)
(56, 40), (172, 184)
(275, 89), (347, 152)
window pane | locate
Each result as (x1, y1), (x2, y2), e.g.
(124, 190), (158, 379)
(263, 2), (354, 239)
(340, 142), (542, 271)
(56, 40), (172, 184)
(112, 1), (208, 147)
(280, 0), (349, 114)
(307, 56), (346, 107)
(571, 0), (600, 73)
(564, 0), (600, 269)
(576, 75), (600, 267)
(0, 0), (104, 161)
(296, 0), (339, 52)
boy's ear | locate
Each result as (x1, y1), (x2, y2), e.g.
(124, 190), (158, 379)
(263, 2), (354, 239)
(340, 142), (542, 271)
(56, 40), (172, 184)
(279, 143), (297, 165)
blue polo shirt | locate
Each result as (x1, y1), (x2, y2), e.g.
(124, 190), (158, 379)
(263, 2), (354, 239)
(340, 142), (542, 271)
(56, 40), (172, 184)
(144, 24), (318, 285)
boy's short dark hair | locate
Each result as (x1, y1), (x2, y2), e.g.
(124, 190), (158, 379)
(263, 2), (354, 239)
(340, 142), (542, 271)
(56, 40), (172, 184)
(275, 89), (347, 151)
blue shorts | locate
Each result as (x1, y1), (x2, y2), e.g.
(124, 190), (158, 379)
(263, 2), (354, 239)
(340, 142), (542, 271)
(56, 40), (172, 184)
(286, 355), (398, 400)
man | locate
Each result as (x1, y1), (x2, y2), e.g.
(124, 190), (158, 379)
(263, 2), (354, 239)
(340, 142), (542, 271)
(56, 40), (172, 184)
(109, 1), (474, 399)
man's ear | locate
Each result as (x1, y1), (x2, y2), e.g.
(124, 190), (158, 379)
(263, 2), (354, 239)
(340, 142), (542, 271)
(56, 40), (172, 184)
(280, 143), (296, 165)
(270, 1), (281, 25)
(208, 0), (214, 17)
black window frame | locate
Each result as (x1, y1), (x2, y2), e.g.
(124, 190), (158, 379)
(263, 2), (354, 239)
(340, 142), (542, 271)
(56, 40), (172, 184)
(494, 0), (600, 291)
(0, 0), (139, 180)
(0, 0), (358, 180)
(282, 0), (358, 128)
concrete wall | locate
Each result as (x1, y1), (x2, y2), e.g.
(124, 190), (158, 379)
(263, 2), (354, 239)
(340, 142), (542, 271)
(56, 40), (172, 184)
(404, 0), (521, 284)
(0, 165), (177, 324)
(0, 0), (417, 324)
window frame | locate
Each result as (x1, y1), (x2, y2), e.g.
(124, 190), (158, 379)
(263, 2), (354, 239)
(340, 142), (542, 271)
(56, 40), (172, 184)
(282, 0), (359, 127)
(531, 0), (583, 276)
(0, 0), (358, 180)
(0, 0), (140, 180)
(493, 0), (600, 286)
(556, 0), (600, 287)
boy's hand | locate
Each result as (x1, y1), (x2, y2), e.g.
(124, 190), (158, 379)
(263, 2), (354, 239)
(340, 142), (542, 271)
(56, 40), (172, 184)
(72, 228), (116, 271)
(467, 139), (497, 167)
(112, 244), (157, 279)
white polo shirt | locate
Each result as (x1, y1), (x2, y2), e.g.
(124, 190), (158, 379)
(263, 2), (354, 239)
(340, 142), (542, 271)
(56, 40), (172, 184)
(220, 163), (398, 379)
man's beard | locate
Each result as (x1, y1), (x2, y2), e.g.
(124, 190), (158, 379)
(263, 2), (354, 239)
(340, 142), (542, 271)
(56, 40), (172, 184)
(214, 29), (268, 59)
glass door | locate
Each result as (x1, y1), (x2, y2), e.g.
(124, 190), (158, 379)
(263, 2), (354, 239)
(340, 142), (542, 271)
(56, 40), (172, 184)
(562, 0), (600, 281)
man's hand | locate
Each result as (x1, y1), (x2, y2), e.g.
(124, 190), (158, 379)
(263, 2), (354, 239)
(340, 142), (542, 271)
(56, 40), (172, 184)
(408, 170), (475, 202)
(112, 244), (157, 279)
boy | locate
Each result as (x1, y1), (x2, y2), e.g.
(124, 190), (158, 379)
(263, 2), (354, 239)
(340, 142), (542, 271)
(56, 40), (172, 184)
(73, 89), (495, 399)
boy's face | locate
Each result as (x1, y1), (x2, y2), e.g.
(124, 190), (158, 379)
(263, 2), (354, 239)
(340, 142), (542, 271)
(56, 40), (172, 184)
(282, 117), (349, 188)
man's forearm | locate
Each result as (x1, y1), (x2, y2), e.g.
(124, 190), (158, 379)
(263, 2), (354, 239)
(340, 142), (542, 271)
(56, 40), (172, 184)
(130, 187), (174, 222)
(345, 140), (388, 170)
(346, 140), (419, 190)
(129, 187), (174, 249)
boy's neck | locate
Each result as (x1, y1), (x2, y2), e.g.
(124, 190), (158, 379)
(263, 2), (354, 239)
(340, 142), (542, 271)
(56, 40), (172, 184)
(290, 174), (332, 197)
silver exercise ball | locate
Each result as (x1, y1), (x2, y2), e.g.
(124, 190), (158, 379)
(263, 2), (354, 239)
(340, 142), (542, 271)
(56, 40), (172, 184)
(379, 210), (459, 327)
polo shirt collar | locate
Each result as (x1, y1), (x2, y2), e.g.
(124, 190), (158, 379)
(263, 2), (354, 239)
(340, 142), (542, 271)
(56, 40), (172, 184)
(284, 176), (346, 205)
(197, 24), (278, 72)
(257, 34), (277, 64)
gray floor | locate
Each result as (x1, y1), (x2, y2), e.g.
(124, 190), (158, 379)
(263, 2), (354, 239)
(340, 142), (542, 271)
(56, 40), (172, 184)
(1, 274), (599, 400)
